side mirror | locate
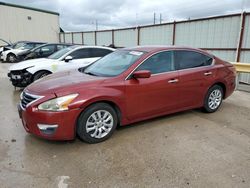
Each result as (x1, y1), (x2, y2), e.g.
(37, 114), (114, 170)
(64, 55), (73, 62)
(133, 70), (151, 79)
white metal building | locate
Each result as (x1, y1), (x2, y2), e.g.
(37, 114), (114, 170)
(0, 1), (60, 46)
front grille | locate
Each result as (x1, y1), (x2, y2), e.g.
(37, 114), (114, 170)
(20, 92), (40, 109)
(10, 70), (23, 76)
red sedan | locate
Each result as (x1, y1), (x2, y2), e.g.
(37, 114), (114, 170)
(18, 46), (236, 143)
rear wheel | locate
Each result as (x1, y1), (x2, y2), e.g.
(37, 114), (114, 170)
(7, 53), (17, 63)
(33, 71), (50, 81)
(77, 103), (118, 143)
(203, 85), (223, 113)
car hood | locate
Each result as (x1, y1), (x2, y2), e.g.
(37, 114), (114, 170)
(9, 58), (57, 71)
(26, 69), (106, 96)
(6, 49), (28, 54)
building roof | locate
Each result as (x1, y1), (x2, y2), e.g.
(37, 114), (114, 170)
(0, 1), (59, 16)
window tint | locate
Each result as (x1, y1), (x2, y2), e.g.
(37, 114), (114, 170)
(57, 44), (68, 51)
(34, 43), (43, 47)
(48, 46), (77, 60)
(69, 48), (91, 59)
(22, 43), (35, 50)
(40, 45), (55, 55)
(84, 50), (145, 77)
(90, 48), (113, 57)
(175, 50), (213, 70)
(136, 51), (174, 74)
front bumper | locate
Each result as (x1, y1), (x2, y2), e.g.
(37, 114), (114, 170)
(8, 70), (33, 87)
(18, 104), (81, 140)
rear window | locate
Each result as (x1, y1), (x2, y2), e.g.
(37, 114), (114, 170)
(175, 50), (213, 70)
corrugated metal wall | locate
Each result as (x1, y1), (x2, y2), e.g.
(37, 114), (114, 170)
(83, 32), (95, 45)
(240, 15), (250, 83)
(114, 29), (138, 47)
(0, 4), (59, 45)
(96, 31), (112, 46)
(72, 33), (82, 44)
(59, 13), (250, 84)
(140, 25), (173, 45)
(175, 17), (240, 48)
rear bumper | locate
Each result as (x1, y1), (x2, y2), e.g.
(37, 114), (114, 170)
(18, 104), (81, 140)
(224, 76), (236, 99)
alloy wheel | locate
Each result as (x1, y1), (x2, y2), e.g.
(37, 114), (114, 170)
(86, 110), (114, 139)
(208, 89), (222, 110)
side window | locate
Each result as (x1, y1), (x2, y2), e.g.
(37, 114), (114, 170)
(90, 48), (113, 57)
(136, 51), (174, 74)
(35, 43), (42, 47)
(23, 43), (35, 50)
(69, 48), (91, 59)
(175, 50), (213, 70)
(57, 45), (67, 51)
(40, 45), (55, 55)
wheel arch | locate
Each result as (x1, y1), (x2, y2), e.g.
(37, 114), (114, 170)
(6, 52), (17, 62)
(78, 100), (122, 126)
(210, 82), (226, 99)
(32, 70), (52, 81)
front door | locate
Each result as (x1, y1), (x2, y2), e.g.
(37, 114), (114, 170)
(125, 51), (180, 120)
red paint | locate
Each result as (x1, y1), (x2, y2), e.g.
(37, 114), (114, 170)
(19, 46), (236, 140)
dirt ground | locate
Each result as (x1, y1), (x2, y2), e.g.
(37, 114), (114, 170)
(0, 63), (250, 188)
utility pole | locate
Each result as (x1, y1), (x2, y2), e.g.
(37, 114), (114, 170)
(153, 12), (156, 24)
(136, 13), (138, 27)
(95, 20), (98, 31)
(160, 13), (163, 24)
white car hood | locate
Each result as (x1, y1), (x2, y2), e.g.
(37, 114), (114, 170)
(9, 58), (58, 71)
(5, 48), (28, 55)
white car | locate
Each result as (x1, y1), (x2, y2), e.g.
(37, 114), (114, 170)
(7, 45), (115, 87)
(1, 42), (45, 63)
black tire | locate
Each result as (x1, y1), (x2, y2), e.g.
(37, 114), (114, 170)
(77, 103), (118, 144)
(33, 71), (50, 81)
(7, 53), (17, 63)
(203, 85), (223, 113)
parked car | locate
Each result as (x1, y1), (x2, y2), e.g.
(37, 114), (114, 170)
(17, 46), (236, 143)
(0, 40), (30, 60)
(17, 43), (72, 61)
(1, 42), (45, 63)
(8, 45), (115, 87)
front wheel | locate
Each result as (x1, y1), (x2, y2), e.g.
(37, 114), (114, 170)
(33, 71), (50, 82)
(7, 54), (17, 63)
(77, 103), (118, 143)
(203, 85), (223, 113)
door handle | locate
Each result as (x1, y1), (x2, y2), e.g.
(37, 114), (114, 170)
(168, 79), (179, 83)
(204, 72), (212, 76)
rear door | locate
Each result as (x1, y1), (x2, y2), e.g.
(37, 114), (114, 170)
(125, 51), (180, 120)
(174, 50), (214, 108)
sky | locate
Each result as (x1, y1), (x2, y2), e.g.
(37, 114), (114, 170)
(2, 0), (250, 32)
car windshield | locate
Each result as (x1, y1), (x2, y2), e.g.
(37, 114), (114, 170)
(21, 43), (35, 50)
(84, 50), (146, 77)
(48, 46), (77, 60)
(13, 42), (26, 49)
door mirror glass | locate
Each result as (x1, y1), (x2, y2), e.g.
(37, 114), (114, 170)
(133, 70), (151, 79)
(65, 55), (73, 62)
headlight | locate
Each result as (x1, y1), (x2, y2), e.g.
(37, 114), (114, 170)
(38, 94), (78, 111)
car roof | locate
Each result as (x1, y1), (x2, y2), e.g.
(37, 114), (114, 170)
(31, 43), (72, 49)
(72, 45), (116, 51)
(124, 45), (212, 56)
